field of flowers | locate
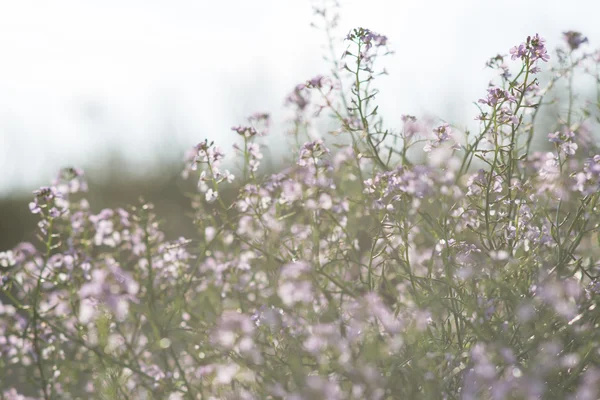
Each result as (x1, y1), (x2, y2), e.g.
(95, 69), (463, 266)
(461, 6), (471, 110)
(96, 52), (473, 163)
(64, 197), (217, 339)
(2, 5), (600, 400)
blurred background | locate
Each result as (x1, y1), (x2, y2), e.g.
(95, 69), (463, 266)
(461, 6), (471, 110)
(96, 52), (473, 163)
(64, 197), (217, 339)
(1, 0), (600, 248)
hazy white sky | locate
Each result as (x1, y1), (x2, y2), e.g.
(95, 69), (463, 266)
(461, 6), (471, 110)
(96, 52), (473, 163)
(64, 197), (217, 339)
(1, 0), (599, 195)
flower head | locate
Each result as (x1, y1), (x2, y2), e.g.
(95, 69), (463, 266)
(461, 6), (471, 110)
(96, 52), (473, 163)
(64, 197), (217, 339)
(510, 34), (549, 65)
(563, 30), (588, 51)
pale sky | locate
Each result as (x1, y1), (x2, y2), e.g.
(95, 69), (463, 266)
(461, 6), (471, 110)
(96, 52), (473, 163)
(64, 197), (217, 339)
(1, 0), (599, 195)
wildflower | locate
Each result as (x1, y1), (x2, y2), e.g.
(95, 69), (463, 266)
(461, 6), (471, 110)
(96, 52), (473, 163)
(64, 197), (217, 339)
(424, 123), (452, 152)
(29, 186), (68, 217)
(510, 34), (550, 65)
(563, 30), (588, 51)
(548, 131), (562, 143)
(247, 112), (270, 135)
(247, 142), (263, 172)
(298, 139), (329, 166)
(306, 75), (324, 89)
(560, 141), (578, 156)
(231, 125), (258, 138)
(478, 87), (516, 107)
(205, 188), (218, 203)
(52, 167), (88, 195)
(345, 27), (388, 48)
(285, 83), (310, 111)
(280, 180), (303, 204)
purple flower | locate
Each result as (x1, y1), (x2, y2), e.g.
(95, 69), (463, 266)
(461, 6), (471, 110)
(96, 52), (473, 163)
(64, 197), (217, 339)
(510, 34), (550, 65)
(345, 27), (390, 63)
(548, 131), (562, 143)
(285, 83), (310, 111)
(478, 87), (516, 107)
(560, 141), (578, 156)
(563, 30), (588, 51)
(424, 123), (452, 152)
(231, 125), (258, 138)
(251, 305), (286, 331)
(345, 27), (388, 48)
(529, 33), (550, 62)
(306, 75), (324, 89)
(52, 167), (88, 195)
(11, 242), (37, 264)
(280, 180), (303, 204)
(298, 139), (330, 166)
(247, 112), (270, 127)
(29, 186), (68, 217)
(587, 279), (600, 296)
(247, 142), (263, 172)
(509, 43), (527, 61)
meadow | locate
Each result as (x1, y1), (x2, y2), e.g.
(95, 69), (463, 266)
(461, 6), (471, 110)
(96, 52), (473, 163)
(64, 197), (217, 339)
(1, 6), (600, 400)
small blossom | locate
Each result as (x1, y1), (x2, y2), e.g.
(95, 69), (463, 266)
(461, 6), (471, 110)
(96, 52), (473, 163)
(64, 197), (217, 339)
(29, 186), (68, 217)
(424, 123), (452, 152)
(205, 188), (219, 203)
(560, 141), (578, 156)
(563, 30), (588, 51)
(306, 75), (324, 89)
(478, 87), (516, 107)
(231, 125), (258, 138)
(548, 131), (562, 143)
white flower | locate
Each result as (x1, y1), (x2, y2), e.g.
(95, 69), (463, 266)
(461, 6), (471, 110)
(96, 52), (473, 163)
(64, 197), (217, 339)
(205, 188), (218, 203)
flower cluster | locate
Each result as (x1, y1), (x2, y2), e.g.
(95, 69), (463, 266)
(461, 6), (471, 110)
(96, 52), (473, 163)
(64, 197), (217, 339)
(28, 187), (67, 218)
(298, 139), (330, 167)
(423, 123), (453, 152)
(509, 33), (550, 65)
(478, 87), (516, 107)
(548, 129), (578, 156)
(345, 27), (388, 53)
